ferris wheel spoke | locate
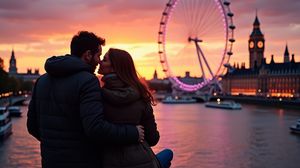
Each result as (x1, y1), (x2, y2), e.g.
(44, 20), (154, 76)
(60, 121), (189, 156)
(200, 18), (223, 38)
(195, 1), (217, 35)
(201, 13), (224, 37)
(193, 0), (207, 35)
(194, 6), (210, 35)
(190, 0), (200, 34)
(200, 20), (220, 36)
(185, 1), (194, 35)
(184, 1), (194, 35)
(178, 1), (191, 35)
(199, 19), (218, 37)
(198, 10), (221, 36)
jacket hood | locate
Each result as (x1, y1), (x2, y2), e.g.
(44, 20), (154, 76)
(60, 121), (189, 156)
(45, 54), (93, 77)
(102, 73), (127, 88)
(101, 74), (141, 105)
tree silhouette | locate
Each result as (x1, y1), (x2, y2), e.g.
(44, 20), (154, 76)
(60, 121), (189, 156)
(0, 57), (4, 70)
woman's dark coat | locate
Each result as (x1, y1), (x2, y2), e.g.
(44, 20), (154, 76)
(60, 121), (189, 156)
(101, 74), (161, 168)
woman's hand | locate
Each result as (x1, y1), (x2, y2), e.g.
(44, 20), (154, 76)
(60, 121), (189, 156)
(136, 125), (144, 142)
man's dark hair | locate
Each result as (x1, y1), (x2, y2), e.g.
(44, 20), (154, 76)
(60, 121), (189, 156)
(70, 31), (105, 57)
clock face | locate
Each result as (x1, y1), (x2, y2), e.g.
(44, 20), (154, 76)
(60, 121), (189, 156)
(257, 41), (264, 48)
(249, 41), (254, 48)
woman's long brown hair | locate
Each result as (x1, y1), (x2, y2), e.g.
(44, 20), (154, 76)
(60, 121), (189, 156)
(108, 48), (155, 105)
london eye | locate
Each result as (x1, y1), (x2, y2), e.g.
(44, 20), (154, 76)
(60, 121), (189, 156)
(158, 0), (235, 92)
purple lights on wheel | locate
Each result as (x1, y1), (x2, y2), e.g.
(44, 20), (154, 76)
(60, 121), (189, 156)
(171, 77), (212, 92)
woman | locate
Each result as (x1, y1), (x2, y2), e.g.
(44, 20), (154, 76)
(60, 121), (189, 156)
(98, 48), (173, 168)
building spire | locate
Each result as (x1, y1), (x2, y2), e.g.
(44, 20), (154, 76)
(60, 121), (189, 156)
(251, 11), (262, 36)
(11, 48), (15, 59)
(270, 54), (275, 64)
(253, 10), (260, 27)
(153, 69), (158, 79)
(291, 54), (295, 63)
(9, 48), (17, 75)
(284, 43), (290, 63)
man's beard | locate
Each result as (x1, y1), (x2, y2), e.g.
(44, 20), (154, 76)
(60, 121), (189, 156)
(88, 60), (97, 73)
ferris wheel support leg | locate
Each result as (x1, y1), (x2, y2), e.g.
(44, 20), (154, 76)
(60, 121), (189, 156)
(216, 79), (223, 93)
(194, 41), (206, 80)
(209, 78), (223, 95)
(196, 44), (214, 78)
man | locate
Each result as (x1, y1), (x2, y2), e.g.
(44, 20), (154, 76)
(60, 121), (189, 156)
(27, 31), (144, 168)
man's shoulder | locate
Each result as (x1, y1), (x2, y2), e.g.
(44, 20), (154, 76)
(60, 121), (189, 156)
(36, 73), (49, 83)
(40, 71), (96, 79)
(38, 72), (99, 86)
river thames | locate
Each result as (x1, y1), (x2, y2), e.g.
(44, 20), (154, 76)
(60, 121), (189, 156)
(0, 103), (300, 168)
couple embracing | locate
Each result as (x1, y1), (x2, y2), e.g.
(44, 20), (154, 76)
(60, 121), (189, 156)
(27, 31), (173, 168)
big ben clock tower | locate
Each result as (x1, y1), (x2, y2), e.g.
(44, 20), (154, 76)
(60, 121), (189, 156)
(9, 49), (17, 75)
(249, 14), (265, 68)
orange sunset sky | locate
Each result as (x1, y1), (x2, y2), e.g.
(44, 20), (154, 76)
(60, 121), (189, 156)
(0, 0), (299, 79)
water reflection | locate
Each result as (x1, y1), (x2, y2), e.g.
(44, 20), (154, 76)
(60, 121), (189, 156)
(152, 103), (300, 168)
(0, 106), (40, 168)
(0, 104), (300, 168)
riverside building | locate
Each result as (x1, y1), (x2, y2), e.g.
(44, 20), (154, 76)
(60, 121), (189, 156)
(222, 15), (300, 98)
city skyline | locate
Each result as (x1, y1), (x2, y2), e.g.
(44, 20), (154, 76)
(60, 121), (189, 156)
(0, 0), (299, 79)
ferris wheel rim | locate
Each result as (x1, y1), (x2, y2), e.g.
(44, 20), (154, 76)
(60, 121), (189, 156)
(158, 0), (235, 92)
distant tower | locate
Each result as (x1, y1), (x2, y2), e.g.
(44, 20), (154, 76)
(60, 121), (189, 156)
(284, 44), (290, 63)
(9, 49), (17, 75)
(153, 69), (158, 79)
(34, 68), (39, 74)
(249, 13), (265, 68)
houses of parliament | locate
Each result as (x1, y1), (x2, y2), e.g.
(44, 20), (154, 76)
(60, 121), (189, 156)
(222, 15), (300, 98)
(8, 49), (40, 82)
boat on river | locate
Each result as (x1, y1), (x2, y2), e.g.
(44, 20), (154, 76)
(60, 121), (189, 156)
(8, 106), (22, 117)
(290, 119), (300, 134)
(0, 106), (12, 140)
(162, 96), (197, 104)
(205, 100), (242, 110)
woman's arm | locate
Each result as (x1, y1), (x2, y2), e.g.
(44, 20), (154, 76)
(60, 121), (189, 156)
(141, 103), (160, 146)
(80, 76), (140, 145)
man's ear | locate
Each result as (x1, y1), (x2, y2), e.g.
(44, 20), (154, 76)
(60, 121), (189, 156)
(82, 50), (92, 62)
